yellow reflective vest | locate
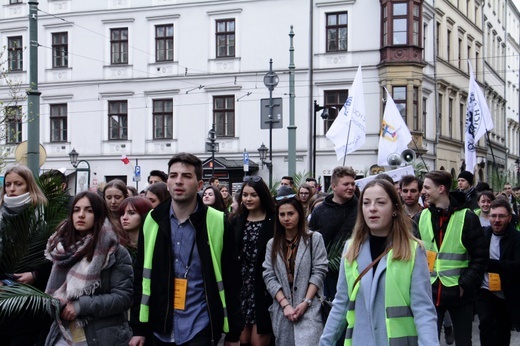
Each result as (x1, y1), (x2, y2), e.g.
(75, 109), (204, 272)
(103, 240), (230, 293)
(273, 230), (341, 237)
(344, 241), (418, 346)
(418, 209), (469, 286)
(138, 206), (229, 333)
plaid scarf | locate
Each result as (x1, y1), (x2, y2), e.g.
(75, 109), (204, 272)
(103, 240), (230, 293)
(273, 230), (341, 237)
(45, 226), (118, 328)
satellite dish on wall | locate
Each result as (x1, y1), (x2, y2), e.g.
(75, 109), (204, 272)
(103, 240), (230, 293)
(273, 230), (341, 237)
(14, 141), (47, 167)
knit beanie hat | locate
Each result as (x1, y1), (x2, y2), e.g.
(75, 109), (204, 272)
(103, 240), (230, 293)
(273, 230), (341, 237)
(457, 171), (474, 185)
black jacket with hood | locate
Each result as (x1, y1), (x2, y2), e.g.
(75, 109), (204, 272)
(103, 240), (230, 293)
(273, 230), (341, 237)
(413, 191), (488, 306)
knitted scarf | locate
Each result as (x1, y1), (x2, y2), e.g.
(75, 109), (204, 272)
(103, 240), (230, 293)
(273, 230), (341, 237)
(45, 226), (118, 330)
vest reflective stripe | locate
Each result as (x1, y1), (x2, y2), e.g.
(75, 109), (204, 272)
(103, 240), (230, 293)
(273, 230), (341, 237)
(343, 241), (418, 346)
(418, 209), (469, 286)
(139, 207), (229, 333)
(139, 214), (160, 322)
(205, 207), (229, 333)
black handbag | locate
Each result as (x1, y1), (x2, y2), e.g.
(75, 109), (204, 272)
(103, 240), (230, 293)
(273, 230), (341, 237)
(309, 232), (333, 322)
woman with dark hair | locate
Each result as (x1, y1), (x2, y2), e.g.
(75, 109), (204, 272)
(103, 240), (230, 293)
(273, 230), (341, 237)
(44, 191), (133, 345)
(202, 185), (227, 212)
(144, 181), (169, 208)
(103, 179), (128, 244)
(262, 197), (327, 345)
(119, 196), (153, 264)
(231, 176), (276, 345)
(320, 179), (437, 345)
(475, 191), (495, 228)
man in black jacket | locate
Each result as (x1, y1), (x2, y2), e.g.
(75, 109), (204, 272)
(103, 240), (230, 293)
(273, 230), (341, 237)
(309, 166), (358, 298)
(476, 198), (520, 346)
(413, 170), (488, 346)
(130, 153), (243, 346)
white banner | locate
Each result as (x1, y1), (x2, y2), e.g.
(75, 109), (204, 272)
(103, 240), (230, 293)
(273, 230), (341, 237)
(355, 166), (415, 192)
(326, 65), (366, 161)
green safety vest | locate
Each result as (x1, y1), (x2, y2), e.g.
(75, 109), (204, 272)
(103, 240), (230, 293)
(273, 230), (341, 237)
(418, 209), (469, 286)
(139, 206), (229, 333)
(344, 241), (418, 346)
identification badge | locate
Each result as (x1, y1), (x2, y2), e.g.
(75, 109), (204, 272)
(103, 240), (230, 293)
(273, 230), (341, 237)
(489, 272), (501, 291)
(70, 322), (86, 343)
(426, 250), (437, 273)
(174, 278), (188, 310)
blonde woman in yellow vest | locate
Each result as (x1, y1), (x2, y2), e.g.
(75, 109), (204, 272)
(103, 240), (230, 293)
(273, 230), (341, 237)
(320, 179), (438, 346)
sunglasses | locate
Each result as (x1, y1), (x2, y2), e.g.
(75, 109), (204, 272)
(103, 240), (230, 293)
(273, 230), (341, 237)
(275, 193), (297, 201)
(243, 176), (262, 183)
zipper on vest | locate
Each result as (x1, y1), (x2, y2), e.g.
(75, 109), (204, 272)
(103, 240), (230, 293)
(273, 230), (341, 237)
(164, 241), (172, 334)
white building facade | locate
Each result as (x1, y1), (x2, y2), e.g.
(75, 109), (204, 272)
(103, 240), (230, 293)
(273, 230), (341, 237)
(0, 0), (518, 191)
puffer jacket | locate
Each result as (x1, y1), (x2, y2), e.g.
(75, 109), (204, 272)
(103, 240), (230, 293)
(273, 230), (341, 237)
(413, 191), (488, 306)
(46, 245), (133, 346)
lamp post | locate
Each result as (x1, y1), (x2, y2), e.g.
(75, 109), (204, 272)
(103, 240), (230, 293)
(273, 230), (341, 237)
(68, 148), (91, 194)
(206, 124), (218, 178)
(312, 101), (330, 178)
(258, 143), (272, 188)
(263, 59), (279, 189)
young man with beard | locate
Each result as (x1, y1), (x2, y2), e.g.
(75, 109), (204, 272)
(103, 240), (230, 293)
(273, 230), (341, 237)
(413, 170), (488, 346)
(476, 199), (520, 346)
(399, 175), (423, 219)
(130, 153), (243, 346)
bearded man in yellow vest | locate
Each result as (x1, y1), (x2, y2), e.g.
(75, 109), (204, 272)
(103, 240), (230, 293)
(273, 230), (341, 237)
(129, 153), (244, 346)
(413, 170), (488, 346)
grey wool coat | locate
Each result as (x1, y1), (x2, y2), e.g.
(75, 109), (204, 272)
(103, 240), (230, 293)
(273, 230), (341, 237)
(263, 231), (328, 346)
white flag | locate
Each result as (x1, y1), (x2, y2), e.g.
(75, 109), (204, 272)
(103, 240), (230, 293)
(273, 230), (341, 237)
(465, 60), (493, 172)
(326, 65), (366, 161)
(377, 89), (413, 166)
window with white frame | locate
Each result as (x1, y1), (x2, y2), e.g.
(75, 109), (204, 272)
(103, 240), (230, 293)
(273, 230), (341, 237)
(8, 36), (23, 71)
(153, 99), (173, 139)
(216, 19), (235, 58)
(155, 24), (173, 62)
(50, 104), (67, 142)
(52, 32), (68, 68)
(110, 28), (128, 64)
(5, 106), (22, 144)
(108, 101), (128, 140)
(326, 12), (347, 52)
(213, 95), (235, 137)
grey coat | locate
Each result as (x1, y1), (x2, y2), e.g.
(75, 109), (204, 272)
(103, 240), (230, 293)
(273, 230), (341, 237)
(263, 231), (328, 346)
(46, 245), (133, 346)
(320, 239), (438, 346)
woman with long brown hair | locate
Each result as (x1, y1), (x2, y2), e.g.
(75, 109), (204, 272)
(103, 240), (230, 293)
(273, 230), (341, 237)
(320, 179), (437, 346)
(263, 197), (327, 345)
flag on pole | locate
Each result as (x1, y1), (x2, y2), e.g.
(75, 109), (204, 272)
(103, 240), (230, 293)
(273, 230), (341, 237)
(465, 60), (493, 172)
(121, 154), (130, 165)
(326, 65), (366, 161)
(377, 89), (413, 166)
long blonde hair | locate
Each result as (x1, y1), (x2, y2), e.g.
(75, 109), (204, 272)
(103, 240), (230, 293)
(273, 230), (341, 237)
(345, 179), (420, 262)
(0, 164), (48, 207)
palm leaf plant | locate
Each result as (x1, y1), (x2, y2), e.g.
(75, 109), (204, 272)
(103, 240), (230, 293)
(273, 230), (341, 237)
(0, 175), (69, 319)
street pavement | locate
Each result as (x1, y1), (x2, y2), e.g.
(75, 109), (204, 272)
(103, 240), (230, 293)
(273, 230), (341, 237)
(439, 317), (520, 345)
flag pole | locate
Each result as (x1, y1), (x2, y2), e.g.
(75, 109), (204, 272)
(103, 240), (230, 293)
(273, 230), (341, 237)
(485, 132), (500, 180)
(411, 137), (429, 172)
(342, 120), (353, 166)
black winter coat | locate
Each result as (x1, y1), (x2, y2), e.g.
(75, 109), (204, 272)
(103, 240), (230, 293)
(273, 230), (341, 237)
(130, 196), (244, 343)
(482, 224), (520, 330)
(413, 191), (488, 306)
(230, 212), (274, 335)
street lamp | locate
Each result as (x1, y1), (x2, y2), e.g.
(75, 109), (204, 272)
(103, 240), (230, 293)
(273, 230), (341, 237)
(206, 124), (219, 178)
(312, 101), (330, 178)
(68, 148), (91, 194)
(258, 143), (272, 188)
(263, 59), (278, 190)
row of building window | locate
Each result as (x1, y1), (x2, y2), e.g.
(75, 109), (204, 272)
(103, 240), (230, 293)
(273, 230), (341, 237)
(5, 12), (353, 71)
(3, 83), (430, 145)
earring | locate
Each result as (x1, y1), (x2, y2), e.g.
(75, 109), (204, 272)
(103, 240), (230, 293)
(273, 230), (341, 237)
(392, 212), (397, 217)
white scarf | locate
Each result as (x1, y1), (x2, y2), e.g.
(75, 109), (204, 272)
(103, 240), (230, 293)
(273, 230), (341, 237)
(3, 192), (32, 209)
